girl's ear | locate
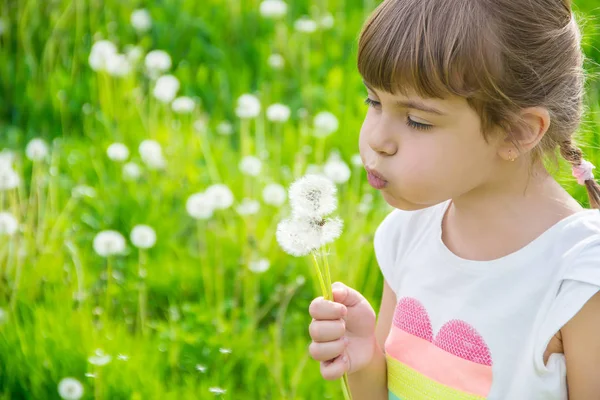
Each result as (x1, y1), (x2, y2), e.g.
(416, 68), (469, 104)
(497, 106), (551, 161)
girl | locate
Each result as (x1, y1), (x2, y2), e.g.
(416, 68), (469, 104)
(308, 0), (600, 399)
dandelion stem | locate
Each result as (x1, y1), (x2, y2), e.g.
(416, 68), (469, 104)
(310, 252), (327, 299)
(197, 219), (213, 308)
(105, 257), (112, 316)
(138, 249), (148, 336)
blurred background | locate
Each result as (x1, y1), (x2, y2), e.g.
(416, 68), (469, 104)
(0, 0), (599, 399)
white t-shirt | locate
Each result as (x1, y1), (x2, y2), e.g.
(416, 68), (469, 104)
(375, 199), (600, 400)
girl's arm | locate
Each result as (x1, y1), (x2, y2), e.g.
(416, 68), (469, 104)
(347, 279), (395, 399)
(562, 290), (600, 399)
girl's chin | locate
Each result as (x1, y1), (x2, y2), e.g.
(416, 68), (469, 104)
(380, 189), (442, 212)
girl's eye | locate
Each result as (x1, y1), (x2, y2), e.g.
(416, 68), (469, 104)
(364, 97), (433, 132)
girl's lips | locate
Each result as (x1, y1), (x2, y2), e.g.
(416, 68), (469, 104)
(365, 167), (388, 189)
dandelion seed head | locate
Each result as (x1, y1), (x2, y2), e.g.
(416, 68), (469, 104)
(313, 111), (339, 137)
(262, 183), (286, 207)
(123, 162), (142, 180)
(25, 138), (49, 161)
(239, 155), (262, 176)
(205, 184), (234, 210)
(152, 74), (179, 103)
(219, 348), (232, 354)
(125, 45), (144, 62)
(139, 139), (166, 170)
(57, 377), (84, 400)
(130, 225), (157, 249)
(268, 53), (285, 69)
(106, 142), (130, 162)
(0, 212), (18, 236)
(289, 174), (337, 218)
(88, 349), (112, 366)
(89, 40), (117, 71)
(171, 96), (196, 114)
(266, 103), (291, 123)
(276, 217), (322, 257)
(294, 17), (318, 33)
(131, 9), (152, 32)
(351, 154), (363, 167)
(235, 94), (261, 119)
(320, 13), (335, 29)
(93, 230), (126, 257)
(0, 169), (19, 191)
(145, 50), (172, 74)
(235, 198), (260, 216)
(105, 53), (132, 77)
(324, 159), (351, 184)
(320, 216), (343, 245)
(186, 192), (214, 220)
(248, 258), (270, 273)
(216, 121), (234, 135)
(259, 0), (288, 18)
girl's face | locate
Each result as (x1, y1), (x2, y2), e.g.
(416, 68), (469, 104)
(359, 83), (505, 211)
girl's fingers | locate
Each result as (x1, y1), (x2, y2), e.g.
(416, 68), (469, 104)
(309, 319), (346, 342)
(320, 352), (349, 381)
(309, 297), (348, 320)
(309, 336), (348, 361)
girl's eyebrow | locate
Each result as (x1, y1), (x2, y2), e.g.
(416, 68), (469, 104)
(363, 80), (448, 116)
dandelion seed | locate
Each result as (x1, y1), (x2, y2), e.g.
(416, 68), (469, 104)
(0, 212), (18, 236)
(262, 183), (287, 207)
(88, 349), (112, 366)
(130, 225), (157, 249)
(266, 103), (291, 123)
(145, 50), (172, 74)
(131, 9), (152, 32)
(152, 74), (179, 103)
(239, 155), (262, 176)
(259, 0), (287, 19)
(204, 184), (234, 210)
(235, 198), (260, 216)
(186, 192), (214, 220)
(84, 373), (95, 379)
(219, 348), (232, 354)
(57, 377), (84, 400)
(25, 138), (49, 161)
(289, 174), (337, 218)
(195, 364), (207, 372)
(117, 354), (129, 361)
(268, 53), (285, 69)
(235, 94), (261, 119)
(248, 258), (270, 273)
(209, 387), (227, 395)
(294, 16), (318, 33)
(324, 159), (351, 184)
(93, 231), (126, 257)
(106, 143), (129, 162)
(216, 121), (234, 136)
(313, 111), (339, 138)
(123, 162), (142, 180)
(171, 96), (196, 114)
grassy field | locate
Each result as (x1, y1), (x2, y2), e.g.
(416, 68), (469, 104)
(0, 0), (599, 398)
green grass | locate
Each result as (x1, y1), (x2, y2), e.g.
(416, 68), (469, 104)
(0, 0), (599, 398)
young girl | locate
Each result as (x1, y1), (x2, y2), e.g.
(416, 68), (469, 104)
(308, 0), (600, 399)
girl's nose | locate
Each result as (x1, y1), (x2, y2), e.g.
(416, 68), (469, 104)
(367, 118), (398, 156)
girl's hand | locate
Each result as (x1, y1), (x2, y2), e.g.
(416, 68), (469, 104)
(308, 281), (378, 380)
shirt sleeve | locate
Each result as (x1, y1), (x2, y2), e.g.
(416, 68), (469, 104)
(533, 236), (600, 373)
(373, 208), (406, 296)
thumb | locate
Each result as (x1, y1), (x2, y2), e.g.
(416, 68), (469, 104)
(331, 282), (364, 307)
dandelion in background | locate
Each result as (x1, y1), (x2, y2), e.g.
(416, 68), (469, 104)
(195, 364), (207, 373)
(152, 74), (179, 103)
(57, 377), (84, 400)
(216, 121), (234, 136)
(123, 162), (142, 181)
(0, 212), (18, 236)
(239, 155), (262, 177)
(130, 225), (156, 249)
(266, 104), (291, 123)
(262, 183), (286, 207)
(320, 13), (335, 29)
(275, 174), (350, 399)
(171, 96), (196, 114)
(248, 258), (270, 274)
(93, 230), (126, 313)
(139, 139), (166, 170)
(219, 348), (232, 354)
(324, 159), (351, 184)
(193, 116), (208, 134)
(235, 198), (260, 216)
(131, 9), (152, 33)
(72, 185), (97, 199)
(117, 354), (129, 361)
(145, 50), (172, 76)
(209, 387), (227, 395)
(235, 94), (261, 119)
(131, 224), (155, 336)
(294, 16), (318, 33)
(106, 143), (129, 162)
(268, 53), (285, 70)
(0, 166), (19, 191)
(204, 184), (234, 210)
(25, 138), (49, 162)
(259, 0), (288, 19)
(186, 193), (214, 220)
(313, 111), (339, 138)
(351, 154), (363, 167)
(88, 40), (117, 72)
(105, 53), (132, 77)
(125, 45), (143, 63)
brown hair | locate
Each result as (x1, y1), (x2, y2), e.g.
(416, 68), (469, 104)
(357, 0), (600, 208)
